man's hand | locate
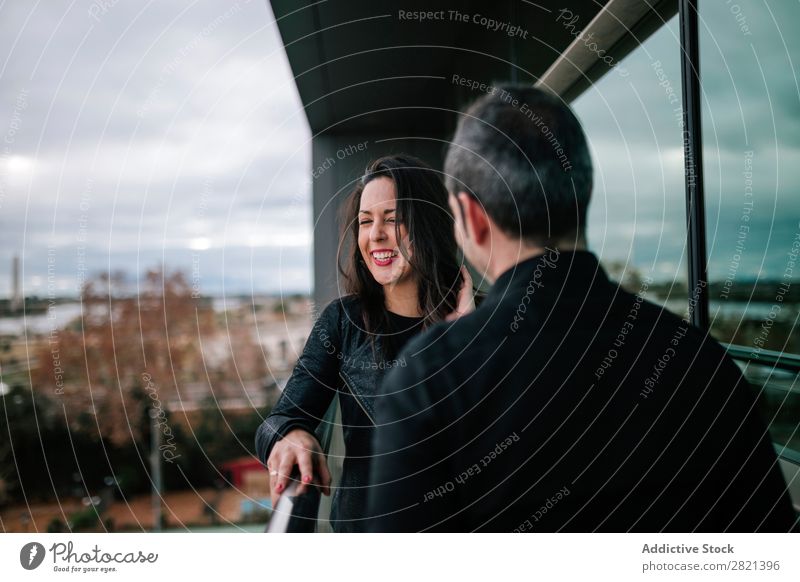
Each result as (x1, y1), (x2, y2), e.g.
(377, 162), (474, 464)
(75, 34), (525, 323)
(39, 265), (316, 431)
(267, 428), (331, 507)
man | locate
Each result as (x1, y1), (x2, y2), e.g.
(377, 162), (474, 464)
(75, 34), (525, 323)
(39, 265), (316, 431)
(366, 86), (796, 532)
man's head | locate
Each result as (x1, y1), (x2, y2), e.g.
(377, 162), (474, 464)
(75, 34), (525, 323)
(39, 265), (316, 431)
(444, 86), (593, 280)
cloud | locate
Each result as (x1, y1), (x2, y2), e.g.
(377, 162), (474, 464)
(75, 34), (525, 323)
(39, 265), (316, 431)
(576, 7), (800, 281)
(0, 0), (314, 297)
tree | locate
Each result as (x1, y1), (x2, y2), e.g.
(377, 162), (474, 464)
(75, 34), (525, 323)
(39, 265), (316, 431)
(33, 267), (215, 445)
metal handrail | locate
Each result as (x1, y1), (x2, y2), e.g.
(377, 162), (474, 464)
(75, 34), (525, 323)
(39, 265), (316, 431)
(774, 445), (800, 467)
(725, 344), (800, 373)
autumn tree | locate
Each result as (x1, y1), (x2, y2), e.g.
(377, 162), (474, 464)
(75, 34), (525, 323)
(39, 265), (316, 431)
(32, 266), (264, 446)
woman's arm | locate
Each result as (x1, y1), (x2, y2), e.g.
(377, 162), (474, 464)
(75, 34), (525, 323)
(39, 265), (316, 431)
(254, 300), (343, 498)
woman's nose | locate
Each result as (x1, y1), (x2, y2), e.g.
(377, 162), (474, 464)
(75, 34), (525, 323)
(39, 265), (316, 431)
(370, 222), (387, 241)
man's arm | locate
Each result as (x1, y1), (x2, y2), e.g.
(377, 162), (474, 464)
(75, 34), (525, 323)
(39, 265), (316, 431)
(367, 349), (457, 532)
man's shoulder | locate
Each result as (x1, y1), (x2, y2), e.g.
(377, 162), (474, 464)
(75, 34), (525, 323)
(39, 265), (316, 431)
(633, 292), (725, 345)
(618, 289), (735, 369)
(399, 307), (499, 373)
(381, 313), (490, 419)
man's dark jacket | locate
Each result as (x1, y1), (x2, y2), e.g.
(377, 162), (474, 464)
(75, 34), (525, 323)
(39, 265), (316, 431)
(367, 251), (796, 532)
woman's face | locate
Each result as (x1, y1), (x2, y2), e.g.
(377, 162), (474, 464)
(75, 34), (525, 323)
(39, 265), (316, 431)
(358, 177), (413, 288)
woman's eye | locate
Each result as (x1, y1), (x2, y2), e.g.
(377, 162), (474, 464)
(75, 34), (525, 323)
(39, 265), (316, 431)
(359, 220), (372, 226)
(385, 218), (395, 224)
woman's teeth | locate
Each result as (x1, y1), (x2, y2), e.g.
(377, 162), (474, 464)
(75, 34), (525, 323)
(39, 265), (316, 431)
(371, 250), (397, 265)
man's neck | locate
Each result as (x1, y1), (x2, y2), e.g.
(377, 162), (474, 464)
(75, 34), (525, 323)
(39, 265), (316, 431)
(487, 238), (587, 282)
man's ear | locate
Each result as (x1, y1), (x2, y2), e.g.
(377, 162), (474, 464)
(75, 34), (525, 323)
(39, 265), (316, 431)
(458, 192), (490, 245)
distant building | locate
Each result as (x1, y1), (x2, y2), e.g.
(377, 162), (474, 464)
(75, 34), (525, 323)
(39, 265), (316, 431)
(10, 256), (22, 312)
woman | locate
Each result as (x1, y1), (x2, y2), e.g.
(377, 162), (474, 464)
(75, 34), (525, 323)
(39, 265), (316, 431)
(255, 154), (474, 532)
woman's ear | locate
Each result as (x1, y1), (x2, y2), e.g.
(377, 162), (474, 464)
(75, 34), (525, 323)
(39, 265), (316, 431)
(458, 192), (490, 246)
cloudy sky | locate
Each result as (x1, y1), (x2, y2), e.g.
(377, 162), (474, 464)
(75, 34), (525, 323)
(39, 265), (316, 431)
(575, 1), (800, 285)
(0, 0), (797, 299)
(0, 0), (311, 298)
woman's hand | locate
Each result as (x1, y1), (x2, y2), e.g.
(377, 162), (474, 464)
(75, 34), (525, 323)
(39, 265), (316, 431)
(267, 428), (331, 507)
(446, 266), (476, 321)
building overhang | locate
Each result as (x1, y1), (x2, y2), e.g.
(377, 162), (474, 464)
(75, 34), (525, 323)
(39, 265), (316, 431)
(269, 0), (677, 136)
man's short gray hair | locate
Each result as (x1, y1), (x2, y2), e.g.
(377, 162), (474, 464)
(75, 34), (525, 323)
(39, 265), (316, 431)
(444, 86), (593, 245)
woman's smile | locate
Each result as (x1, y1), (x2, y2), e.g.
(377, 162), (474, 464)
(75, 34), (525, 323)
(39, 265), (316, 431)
(370, 248), (398, 266)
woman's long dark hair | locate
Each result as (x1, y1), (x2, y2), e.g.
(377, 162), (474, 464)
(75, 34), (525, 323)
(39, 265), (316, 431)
(338, 154), (464, 355)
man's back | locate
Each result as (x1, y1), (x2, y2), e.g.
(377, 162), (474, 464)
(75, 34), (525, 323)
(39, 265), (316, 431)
(368, 251), (796, 531)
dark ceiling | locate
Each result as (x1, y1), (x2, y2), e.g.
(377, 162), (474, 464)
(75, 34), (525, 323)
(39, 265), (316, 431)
(269, 0), (609, 137)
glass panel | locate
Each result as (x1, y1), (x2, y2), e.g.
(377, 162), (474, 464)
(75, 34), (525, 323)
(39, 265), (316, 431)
(699, 1), (800, 354)
(573, 17), (689, 317)
(699, 0), (800, 452)
(737, 360), (800, 454)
